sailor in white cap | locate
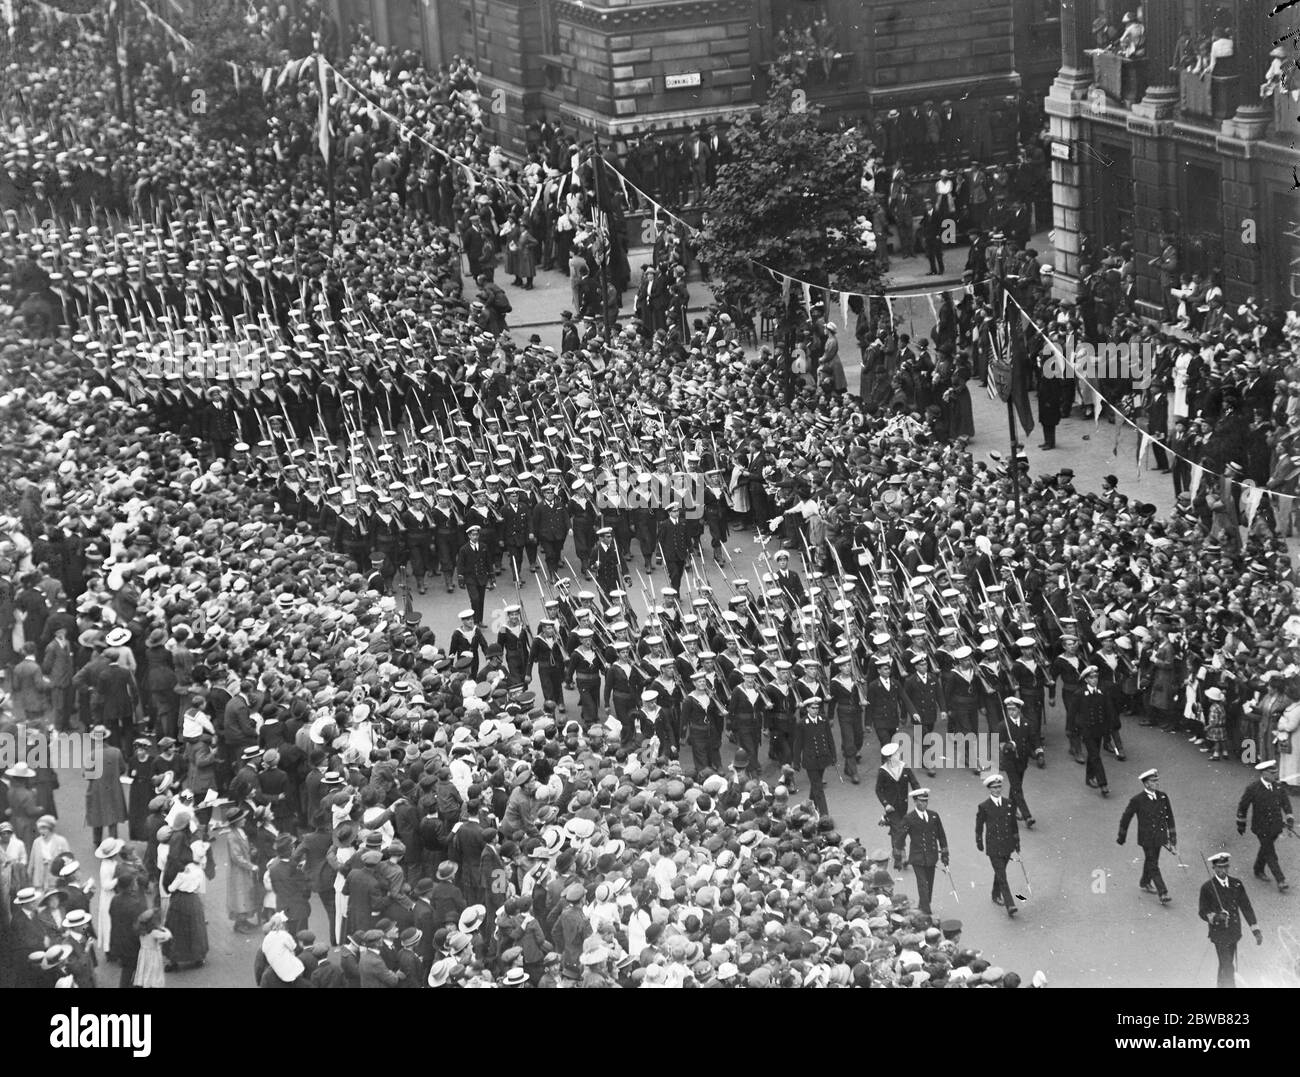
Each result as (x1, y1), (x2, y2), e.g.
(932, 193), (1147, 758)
(449, 609), (488, 680)
(1009, 635), (1049, 753)
(942, 646), (981, 759)
(683, 668), (724, 774)
(1199, 851), (1262, 989)
(877, 740), (920, 870)
(728, 664), (766, 779)
(498, 604), (531, 688)
(1235, 759), (1293, 893)
(901, 787), (948, 915)
(976, 772), (1020, 918)
(1117, 768), (1176, 904)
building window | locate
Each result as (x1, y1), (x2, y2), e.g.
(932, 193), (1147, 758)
(1272, 191), (1300, 304)
(1091, 139), (1132, 253)
(1179, 161), (1222, 278)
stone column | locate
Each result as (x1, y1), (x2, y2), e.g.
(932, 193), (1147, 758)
(1224, 0), (1281, 139)
(1055, 0), (1095, 96)
(1133, 0), (1177, 117)
(421, 0), (443, 67)
(1046, 0), (1097, 298)
(371, 0), (391, 46)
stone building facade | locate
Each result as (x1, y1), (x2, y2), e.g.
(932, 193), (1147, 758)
(336, 0), (1051, 161)
(1045, 0), (1300, 311)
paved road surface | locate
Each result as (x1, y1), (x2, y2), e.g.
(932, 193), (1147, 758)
(54, 251), (1298, 989)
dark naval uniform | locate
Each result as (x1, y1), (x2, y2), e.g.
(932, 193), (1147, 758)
(1236, 777), (1294, 887)
(1198, 869), (1259, 988)
(975, 792), (1021, 913)
(1118, 787), (1177, 898)
(901, 803), (949, 915)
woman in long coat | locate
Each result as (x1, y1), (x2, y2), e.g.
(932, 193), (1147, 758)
(84, 732), (129, 840)
(185, 735), (218, 802)
(127, 741), (155, 841)
(945, 370), (975, 440)
(224, 808), (259, 932)
(515, 224), (540, 289)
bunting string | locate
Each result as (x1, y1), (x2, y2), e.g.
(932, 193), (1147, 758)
(600, 156), (984, 303)
(319, 58), (527, 198)
(1009, 291), (1296, 515)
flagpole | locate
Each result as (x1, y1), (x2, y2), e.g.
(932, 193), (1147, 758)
(328, 144), (338, 254)
(1006, 395), (1021, 521)
(316, 55), (338, 256)
(592, 132), (612, 337)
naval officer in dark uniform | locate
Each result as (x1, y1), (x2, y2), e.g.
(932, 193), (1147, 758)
(1117, 767), (1176, 903)
(1198, 851), (1261, 989)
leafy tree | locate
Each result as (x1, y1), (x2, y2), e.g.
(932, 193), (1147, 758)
(696, 74), (885, 327)
(174, 0), (278, 143)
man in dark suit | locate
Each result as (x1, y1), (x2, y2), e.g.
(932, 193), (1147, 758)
(656, 502), (692, 591)
(1036, 356), (1066, 450)
(456, 523), (493, 624)
(1236, 760), (1294, 892)
(267, 835), (313, 936)
(975, 773), (1021, 917)
(901, 788), (948, 914)
(772, 549), (805, 606)
(531, 485), (570, 577)
(1118, 768), (1176, 903)
(343, 850), (387, 937)
(396, 927), (425, 988)
(1078, 666), (1113, 796)
(7, 888), (50, 987)
(920, 198), (945, 275)
(1198, 851), (1261, 988)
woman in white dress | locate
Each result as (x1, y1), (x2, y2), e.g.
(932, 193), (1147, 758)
(29, 815), (70, 891)
(1171, 347), (1193, 419)
(330, 825), (359, 945)
(133, 908), (171, 988)
(1276, 699), (1300, 790)
(93, 837), (125, 956)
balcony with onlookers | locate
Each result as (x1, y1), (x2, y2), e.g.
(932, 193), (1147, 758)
(1170, 25), (1241, 124)
(1085, 10), (1148, 106)
(1262, 47), (1300, 141)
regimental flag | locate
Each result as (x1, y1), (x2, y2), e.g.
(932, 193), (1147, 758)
(316, 56), (331, 165)
(1008, 314), (1035, 436)
(592, 207), (610, 261)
